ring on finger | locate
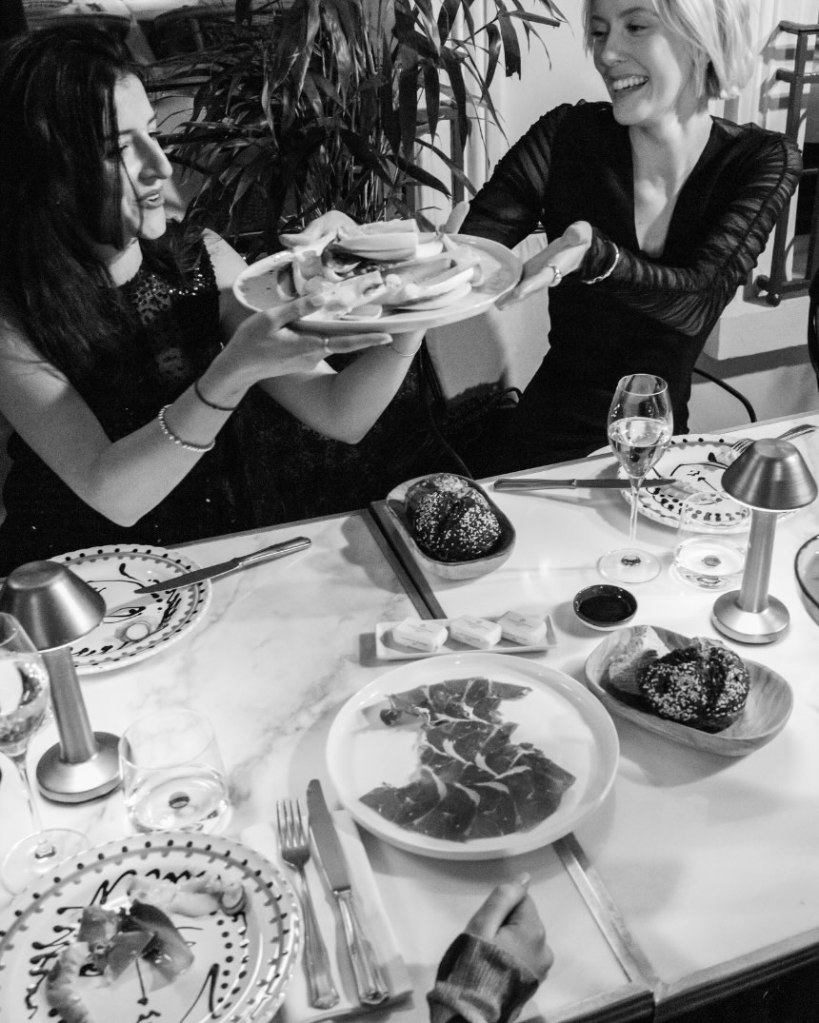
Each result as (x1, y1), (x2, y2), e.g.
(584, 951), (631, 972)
(546, 264), (562, 286)
(322, 336), (332, 356)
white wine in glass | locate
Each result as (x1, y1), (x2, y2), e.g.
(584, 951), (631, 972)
(598, 374), (673, 583)
(0, 613), (86, 893)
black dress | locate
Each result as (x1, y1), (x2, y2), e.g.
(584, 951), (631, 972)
(459, 101), (802, 472)
(0, 241), (446, 574)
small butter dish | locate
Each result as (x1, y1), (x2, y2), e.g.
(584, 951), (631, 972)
(573, 584), (637, 631)
(391, 618), (448, 653)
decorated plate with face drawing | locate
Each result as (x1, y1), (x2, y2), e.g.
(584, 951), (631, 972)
(620, 435), (748, 529)
(53, 544), (212, 674)
(0, 831), (301, 1023)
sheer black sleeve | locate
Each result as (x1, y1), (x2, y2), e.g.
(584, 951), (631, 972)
(580, 130), (802, 337)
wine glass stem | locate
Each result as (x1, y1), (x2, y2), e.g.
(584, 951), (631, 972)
(10, 751), (57, 861)
(628, 478), (641, 545)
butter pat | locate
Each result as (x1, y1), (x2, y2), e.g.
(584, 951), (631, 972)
(498, 611), (546, 646)
(392, 618), (448, 653)
(449, 615), (502, 650)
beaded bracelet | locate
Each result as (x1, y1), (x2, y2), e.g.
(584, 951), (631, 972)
(194, 378), (239, 412)
(583, 241), (620, 285)
(157, 405), (215, 453)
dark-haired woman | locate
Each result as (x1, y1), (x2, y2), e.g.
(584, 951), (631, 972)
(0, 25), (423, 574)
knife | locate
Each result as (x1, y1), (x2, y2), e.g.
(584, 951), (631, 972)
(306, 779), (389, 1007)
(133, 537), (312, 594)
(493, 477), (676, 491)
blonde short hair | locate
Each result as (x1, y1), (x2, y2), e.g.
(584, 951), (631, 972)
(583, 0), (756, 99)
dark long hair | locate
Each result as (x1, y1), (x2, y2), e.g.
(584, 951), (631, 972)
(0, 25), (181, 381)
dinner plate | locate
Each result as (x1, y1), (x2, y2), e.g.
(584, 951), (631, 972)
(326, 653), (619, 860)
(620, 434), (744, 528)
(584, 625), (793, 756)
(232, 234), (522, 334)
(53, 544), (212, 674)
(0, 831), (301, 1023)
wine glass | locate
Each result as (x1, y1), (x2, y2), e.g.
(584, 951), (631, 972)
(598, 374), (673, 583)
(0, 613), (86, 893)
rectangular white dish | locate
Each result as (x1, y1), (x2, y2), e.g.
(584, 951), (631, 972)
(375, 614), (557, 660)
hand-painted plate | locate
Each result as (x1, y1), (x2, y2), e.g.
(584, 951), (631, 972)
(619, 434), (745, 528)
(53, 544), (212, 674)
(327, 653), (619, 860)
(232, 234), (522, 334)
(0, 831), (301, 1023)
(584, 625), (793, 756)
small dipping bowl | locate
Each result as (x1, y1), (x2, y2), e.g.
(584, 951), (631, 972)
(573, 584), (637, 631)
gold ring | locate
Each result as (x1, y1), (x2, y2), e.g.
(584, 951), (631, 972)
(322, 336), (332, 356)
(547, 264), (562, 286)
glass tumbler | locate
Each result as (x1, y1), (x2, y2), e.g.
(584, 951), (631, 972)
(672, 491), (750, 590)
(119, 709), (231, 834)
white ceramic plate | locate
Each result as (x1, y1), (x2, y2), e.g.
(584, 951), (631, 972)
(619, 434), (744, 528)
(53, 544), (212, 674)
(232, 234), (522, 334)
(584, 625), (793, 756)
(0, 831), (301, 1023)
(326, 653), (619, 860)
(375, 615), (557, 660)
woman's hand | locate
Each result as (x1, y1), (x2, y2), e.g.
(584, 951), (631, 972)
(500, 221), (593, 307)
(465, 874), (553, 981)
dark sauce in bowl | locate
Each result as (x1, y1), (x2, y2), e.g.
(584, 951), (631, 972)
(574, 584), (637, 630)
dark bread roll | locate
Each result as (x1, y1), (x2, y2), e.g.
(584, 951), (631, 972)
(405, 473), (502, 562)
(638, 638), (750, 732)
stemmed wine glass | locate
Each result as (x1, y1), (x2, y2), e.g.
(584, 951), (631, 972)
(598, 373), (673, 583)
(0, 613), (86, 893)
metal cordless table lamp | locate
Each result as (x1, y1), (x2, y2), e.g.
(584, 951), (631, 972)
(0, 561), (121, 801)
(712, 439), (817, 644)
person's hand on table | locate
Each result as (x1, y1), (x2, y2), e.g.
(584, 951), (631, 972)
(499, 220), (592, 308)
(465, 874), (553, 982)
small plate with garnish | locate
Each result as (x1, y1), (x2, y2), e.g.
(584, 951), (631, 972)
(584, 625), (793, 756)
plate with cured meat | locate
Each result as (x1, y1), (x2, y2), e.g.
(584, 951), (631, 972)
(326, 653), (619, 860)
(233, 227), (521, 335)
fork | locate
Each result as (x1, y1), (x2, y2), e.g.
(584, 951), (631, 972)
(277, 800), (340, 1010)
(730, 422), (817, 456)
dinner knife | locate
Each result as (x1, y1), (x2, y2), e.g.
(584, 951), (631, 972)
(493, 477), (676, 491)
(306, 779), (389, 1007)
(133, 537), (312, 594)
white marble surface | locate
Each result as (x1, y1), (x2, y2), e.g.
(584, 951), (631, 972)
(376, 413), (819, 1006)
(0, 510), (644, 1023)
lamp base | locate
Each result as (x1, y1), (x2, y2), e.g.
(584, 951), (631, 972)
(36, 732), (121, 803)
(711, 592), (790, 644)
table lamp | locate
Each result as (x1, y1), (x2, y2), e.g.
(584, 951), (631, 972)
(0, 560), (121, 802)
(712, 439), (817, 644)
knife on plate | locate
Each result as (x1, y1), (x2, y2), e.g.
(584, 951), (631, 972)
(493, 477), (676, 491)
(306, 779), (389, 1007)
(133, 537), (312, 594)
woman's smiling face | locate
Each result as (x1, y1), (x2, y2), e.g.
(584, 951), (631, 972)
(588, 0), (701, 129)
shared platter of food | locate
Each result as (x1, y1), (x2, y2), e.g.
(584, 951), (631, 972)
(233, 221), (522, 334)
(327, 653), (619, 860)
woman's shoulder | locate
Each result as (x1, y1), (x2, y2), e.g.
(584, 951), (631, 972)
(711, 116), (802, 168)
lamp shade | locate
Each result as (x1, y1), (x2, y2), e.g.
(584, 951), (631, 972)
(721, 439), (817, 511)
(0, 560), (105, 650)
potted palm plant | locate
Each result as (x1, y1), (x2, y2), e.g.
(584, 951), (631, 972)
(151, 0), (565, 256)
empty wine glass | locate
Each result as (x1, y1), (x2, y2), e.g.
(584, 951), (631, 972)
(0, 613), (86, 893)
(598, 374), (673, 583)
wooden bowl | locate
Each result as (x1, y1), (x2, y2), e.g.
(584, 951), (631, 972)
(385, 474), (516, 580)
(584, 625), (793, 757)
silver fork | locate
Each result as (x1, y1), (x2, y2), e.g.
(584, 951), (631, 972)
(730, 422), (817, 456)
(277, 799), (340, 1010)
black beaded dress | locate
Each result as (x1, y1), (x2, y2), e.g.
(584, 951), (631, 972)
(459, 101), (802, 473)
(0, 238), (438, 575)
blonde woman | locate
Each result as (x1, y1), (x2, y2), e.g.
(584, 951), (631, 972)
(459, 0), (801, 472)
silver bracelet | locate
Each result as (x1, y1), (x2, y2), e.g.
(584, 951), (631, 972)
(388, 344), (417, 359)
(194, 378), (238, 412)
(583, 241), (620, 285)
(157, 405), (215, 453)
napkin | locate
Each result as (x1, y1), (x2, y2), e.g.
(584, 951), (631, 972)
(241, 812), (412, 1022)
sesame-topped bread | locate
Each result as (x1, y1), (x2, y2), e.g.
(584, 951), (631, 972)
(404, 473), (502, 562)
(605, 625), (670, 698)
